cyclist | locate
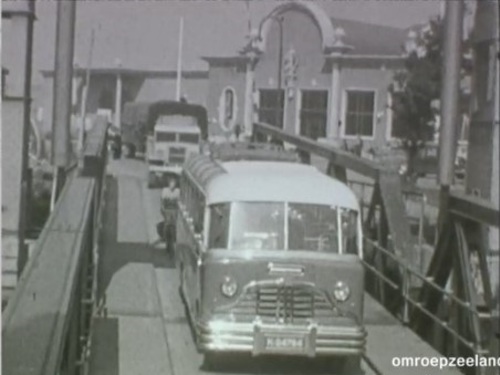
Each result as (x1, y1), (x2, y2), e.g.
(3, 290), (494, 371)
(161, 177), (180, 253)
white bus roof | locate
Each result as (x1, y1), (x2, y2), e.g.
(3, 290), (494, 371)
(204, 161), (359, 210)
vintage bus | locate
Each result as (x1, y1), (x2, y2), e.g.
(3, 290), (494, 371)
(176, 147), (365, 370)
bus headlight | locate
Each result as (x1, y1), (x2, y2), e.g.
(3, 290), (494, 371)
(221, 276), (238, 298)
(333, 281), (350, 302)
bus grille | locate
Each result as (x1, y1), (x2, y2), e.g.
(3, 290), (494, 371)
(168, 147), (186, 164)
(230, 284), (334, 323)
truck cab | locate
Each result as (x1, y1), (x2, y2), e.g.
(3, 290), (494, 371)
(147, 117), (202, 187)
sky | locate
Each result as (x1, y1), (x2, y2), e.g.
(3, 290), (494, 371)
(28, 0), (443, 79)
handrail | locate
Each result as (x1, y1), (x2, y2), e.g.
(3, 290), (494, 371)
(449, 191), (500, 227)
(2, 174), (96, 375)
(2, 117), (108, 375)
(253, 122), (381, 178)
(363, 238), (494, 355)
(348, 179), (426, 201)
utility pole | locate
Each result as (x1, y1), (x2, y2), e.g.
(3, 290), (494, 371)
(436, 0), (463, 231)
(78, 28), (95, 152)
(438, 0), (463, 189)
(176, 17), (184, 101)
(51, 0), (77, 208)
(274, 15), (284, 128)
(1, 0), (36, 280)
(467, 0), (500, 321)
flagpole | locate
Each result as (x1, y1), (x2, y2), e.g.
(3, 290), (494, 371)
(79, 28), (95, 152)
(176, 17), (184, 101)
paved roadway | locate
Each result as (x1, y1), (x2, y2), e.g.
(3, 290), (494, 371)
(89, 158), (461, 375)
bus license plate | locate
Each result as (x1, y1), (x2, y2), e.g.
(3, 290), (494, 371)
(265, 335), (305, 351)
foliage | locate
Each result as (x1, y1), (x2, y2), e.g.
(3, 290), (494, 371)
(390, 16), (472, 179)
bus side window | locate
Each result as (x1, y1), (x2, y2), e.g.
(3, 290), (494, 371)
(194, 194), (204, 234)
(187, 182), (193, 216)
(180, 174), (186, 203)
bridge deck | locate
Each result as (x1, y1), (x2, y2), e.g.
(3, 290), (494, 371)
(89, 159), (461, 375)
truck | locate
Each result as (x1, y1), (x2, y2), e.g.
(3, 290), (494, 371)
(146, 101), (208, 188)
(120, 100), (208, 187)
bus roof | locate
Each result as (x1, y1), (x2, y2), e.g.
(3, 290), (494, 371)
(208, 142), (299, 163)
(183, 155), (359, 210)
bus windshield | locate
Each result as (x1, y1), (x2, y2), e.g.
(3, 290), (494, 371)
(208, 202), (358, 254)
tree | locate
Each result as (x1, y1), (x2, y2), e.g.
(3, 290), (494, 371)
(390, 15), (472, 182)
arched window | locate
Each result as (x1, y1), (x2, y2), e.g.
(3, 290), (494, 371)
(224, 89), (234, 121)
(218, 86), (238, 131)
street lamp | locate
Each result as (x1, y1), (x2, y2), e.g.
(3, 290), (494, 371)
(272, 15), (284, 128)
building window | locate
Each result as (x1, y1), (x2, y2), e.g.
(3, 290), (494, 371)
(300, 90), (328, 140)
(344, 90), (375, 137)
(224, 88), (234, 121)
(258, 89), (284, 128)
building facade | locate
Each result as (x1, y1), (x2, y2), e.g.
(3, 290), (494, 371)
(39, 69), (208, 137)
(37, 1), (413, 152)
(203, 1), (409, 148)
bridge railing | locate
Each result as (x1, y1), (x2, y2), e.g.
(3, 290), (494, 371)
(365, 193), (499, 373)
(2, 118), (108, 375)
(364, 237), (492, 355)
(348, 180), (430, 250)
(413, 192), (500, 374)
(253, 122), (499, 374)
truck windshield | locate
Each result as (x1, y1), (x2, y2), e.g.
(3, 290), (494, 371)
(178, 133), (199, 144)
(156, 132), (176, 142)
(207, 202), (358, 254)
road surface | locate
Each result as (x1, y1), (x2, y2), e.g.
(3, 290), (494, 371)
(89, 158), (459, 375)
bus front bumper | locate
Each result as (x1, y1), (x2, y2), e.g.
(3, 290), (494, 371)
(197, 320), (366, 357)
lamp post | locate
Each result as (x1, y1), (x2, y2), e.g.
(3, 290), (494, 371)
(273, 15), (284, 128)
(114, 58), (123, 131)
(51, 0), (76, 208)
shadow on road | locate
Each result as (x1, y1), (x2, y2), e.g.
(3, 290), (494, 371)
(88, 317), (119, 375)
(97, 175), (175, 304)
(203, 354), (363, 375)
